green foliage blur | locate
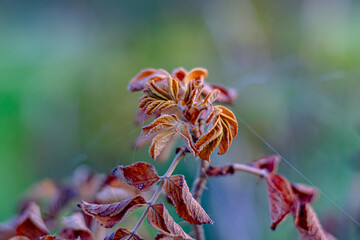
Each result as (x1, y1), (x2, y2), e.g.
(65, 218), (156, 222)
(1, 0), (360, 239)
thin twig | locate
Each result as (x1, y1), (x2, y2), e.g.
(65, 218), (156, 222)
(130, 149), (186, 238)
(232, 163), (268, 177)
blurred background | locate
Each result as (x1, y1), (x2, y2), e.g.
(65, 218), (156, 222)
(1, 0), (360, 239)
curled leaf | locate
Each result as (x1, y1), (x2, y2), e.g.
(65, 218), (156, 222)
(128, 69), (169, 92)
(113, 162), (161, 191)
(291, 183), (318, 204)
(164, 175), (213, 225)
(294, 203), (336, 240)
(58, 213), (94, 240)
(183, 68), (208, 86)
(265, 174), (294, 230)
(202, 84), (237, 105)
(104, 228), (143, 240)
(150, 129), (177, 159)
(250, 155), (281, 174)
(16, 202), (49, 240)
(79, 196), (146, 228)
(147, 203), (193, 240)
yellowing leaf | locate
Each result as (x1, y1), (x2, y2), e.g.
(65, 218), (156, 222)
(79, 196), (146, 228)
(164, 175), (213, 225)
(147, 203), (194, 240)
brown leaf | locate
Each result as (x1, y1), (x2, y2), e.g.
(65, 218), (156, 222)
(294, 203), (335, 240)
(265, 174), (295, 230)
(128, 69), (169, 92)
(104, 228), (143, 240)
(150, 129), (177, 159)
(147, 203), (194, 240)
(58, 213), (94, 240)
(171, 67), (187, 81)
(182, 68), (208, 86)
(250, 155), (281, 174)
(291, 183), (318, 204)
(113, 162), (161, 191)
(79, 196), (147, 228)
(202, 84), (237, 105)
(205, 165), (235, 177)
(176, 123), (197, 156)
(9, 237), (31, 240)
(16, 202), (49, 240)
(164, 175), (213, 225)
(141, 115), (178, 137)
(198, 134), (222, 162)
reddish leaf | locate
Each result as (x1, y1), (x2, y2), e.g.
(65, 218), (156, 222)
(104, 228), (143, 240)
(58, 213), (94, 240)
(113, 162), (161, 191)
(205, 165), (235, 177)
(265, 174), (295, 230)
(79, 196), (147, 228)
(202, 84), (237, 105)
(147, 203), (193, 240)
(164, 175), (213, 225)
(294, 203), (336, 240)
(16, 202), (49, 240)
(128, 69), (169, 92)
(0, 219), (16, 240)
(291, 183), (318, 204)
(9, 237), (31, 240)
(250, 155), (280, 174)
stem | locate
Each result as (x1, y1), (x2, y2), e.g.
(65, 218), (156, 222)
(191, 159), (209, 240)
(232, 163), (268, 177)
(130, 149), (186, 237)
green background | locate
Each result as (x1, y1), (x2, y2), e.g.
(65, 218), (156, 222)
(1, 1), (360, 239)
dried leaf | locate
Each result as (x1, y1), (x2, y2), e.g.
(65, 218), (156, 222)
(205, 165), (235, 177)
(128, 69), (169, 92)
(164, 175), (213, 225)
(196, 117), (223, 153)
(183, 68), (208, 86)
(250, 155), (281, 174)
(176, 123), (197, 156)
(171, 67), (187, 82)
(150, 129), (177, 159)
(265, 174), (294, 230)
(16, 202), (49, 240)
(291, 183), (318, 204)
(113, 162), (161, 191)
(198, 134), (222, 162)
(141, 115), (178, 137)
(147, 203), (193, 240)
(79, 196), (147, 228)
(202, 84), (237, 105)
(216, 106), (238, 138)
(58, 213), (94, 240)
(104, 228), (143, 240)
(0, 219), (16, 240)
(9, 237), (31, 240)
(294, 203), (335, 240)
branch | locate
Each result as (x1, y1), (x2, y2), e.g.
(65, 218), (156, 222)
(129, 149), (187, 238)
(206, 163), (268, 177)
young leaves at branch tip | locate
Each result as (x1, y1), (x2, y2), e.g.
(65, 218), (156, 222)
(129, 67), (238, 162)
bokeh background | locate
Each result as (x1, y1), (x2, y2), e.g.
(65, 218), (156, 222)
(1, 0), (360, 239)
